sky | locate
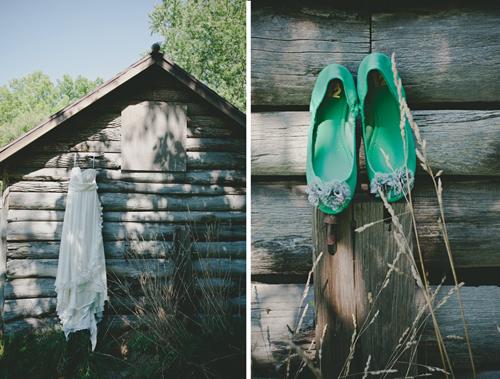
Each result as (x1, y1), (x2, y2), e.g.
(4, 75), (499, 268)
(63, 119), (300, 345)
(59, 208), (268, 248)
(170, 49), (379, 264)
(0, 0), (162, 86)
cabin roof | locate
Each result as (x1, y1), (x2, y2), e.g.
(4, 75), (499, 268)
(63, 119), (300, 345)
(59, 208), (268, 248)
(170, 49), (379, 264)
(0, 51), (245, 167)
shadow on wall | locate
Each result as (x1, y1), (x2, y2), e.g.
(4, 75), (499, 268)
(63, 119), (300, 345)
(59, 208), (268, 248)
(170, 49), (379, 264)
(121, 101), (187, 173)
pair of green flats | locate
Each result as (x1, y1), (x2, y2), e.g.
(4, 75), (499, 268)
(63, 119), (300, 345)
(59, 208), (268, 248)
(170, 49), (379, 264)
(306, 52), (416, 215)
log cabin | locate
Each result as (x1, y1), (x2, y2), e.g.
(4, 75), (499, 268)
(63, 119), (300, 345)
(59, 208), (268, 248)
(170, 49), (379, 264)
(0, 48), (246, 335)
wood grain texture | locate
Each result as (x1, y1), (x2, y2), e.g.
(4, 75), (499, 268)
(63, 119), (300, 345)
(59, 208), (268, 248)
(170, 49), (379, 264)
(251, 183), (312, 281)
(251, 283), (314, 373)
(353, 201), (416, 373)
(313, 206), (356, 377)
(6, 259), (175, 279)
(14, 151), (244, 171)
(5, 278), (57, 299)
(6, 258), (245, 279)
(20, 110), (241, 152)
(4, 276), (240, 300)
(251, 6), (500, 107)
(419, 286), (500, 370)
(30, 138), (243, 155)
(6, 240), (246, 260)
(10, 168), (246, 185)
(6, 221), (245, 241)
(372, 9), (500, 105)
(252, 110), (500, 176)
(8, 192), (246, 211)
(251, 6), (369, 106)
(251, 284), (500, 373)
(7, 209), (246, 223)
(8, 181), (245, 195)
(3, 293), (246, 322)
(3, 297), (57, 322)
(30, 136), (245, 153)
(251, 181), (500, 282)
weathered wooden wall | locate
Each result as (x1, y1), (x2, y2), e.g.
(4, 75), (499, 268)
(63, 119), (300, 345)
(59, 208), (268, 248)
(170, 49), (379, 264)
(251, 4), (500, 377)
(0, 64), (246, 334)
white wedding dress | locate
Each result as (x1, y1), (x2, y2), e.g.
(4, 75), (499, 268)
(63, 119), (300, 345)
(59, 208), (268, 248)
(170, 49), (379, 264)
(55, 166), (108, 350)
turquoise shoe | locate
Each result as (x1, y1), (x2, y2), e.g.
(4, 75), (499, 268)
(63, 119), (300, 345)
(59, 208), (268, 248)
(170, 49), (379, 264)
(306, 64), (358, 214)
(357, 52), (416, 202)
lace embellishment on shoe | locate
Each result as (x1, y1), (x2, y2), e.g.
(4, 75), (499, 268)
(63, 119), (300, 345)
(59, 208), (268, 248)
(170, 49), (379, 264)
(370, 168), (414, 198)
(306, 180), (351, 210)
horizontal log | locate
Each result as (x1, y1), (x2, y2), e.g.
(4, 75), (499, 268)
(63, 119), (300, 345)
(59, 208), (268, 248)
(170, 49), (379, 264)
(187, 115), (243, 138)
(23, 138), (244, 155)
(17, 152), (120, 169)
(121, 82), (200, 103)
(251, 180), (500, 282)
(4, 276), (241, 299)
(252, 183), (312, 281)
(252, 110), (500, 176)
(6, 258), (246, 279)
(6, 221), (245, 241)
(120, 76), (240, 111)
(15, 151), (245, 170)
(251, 6), (500, 107)
(36, 113), (122, 141)
(4, 297), (57, 321)
(187, 152), (245, 170)
(28, 112), (240, 144)
(251, 283), (314, 369)
(10, 168), (246, 185)
(3, 315), (136, 335)
(5, 278), (58, 299)
(7, 240), (246, 259)
(3, 293), (246, 321)
(8, 181), (245, 195)
(372, 9), (500, 105)
(35, 140), (122, 153)
(251, 283), (500, 372)
(38, 123), (121, 143)
(8, 192), (246, 211)
(8, 209), (246, 223)
(185, 138), (245, 152)
(7, 258), (173, 279)
(251, 6), (369, 106)
(3, 291), (246, 335)
(419, 285), (500, 370)
(28, 120), (130, 150)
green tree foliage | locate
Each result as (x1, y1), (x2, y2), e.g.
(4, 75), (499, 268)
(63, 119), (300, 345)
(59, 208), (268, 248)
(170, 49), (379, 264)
(150, 0), (245, 110)
(0, 72), (103, 147)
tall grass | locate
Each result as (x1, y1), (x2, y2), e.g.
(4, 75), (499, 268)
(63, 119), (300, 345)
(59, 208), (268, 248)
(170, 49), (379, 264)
(108, 225), (245, 379)
(1, 223), (244, 379)
(275, 53), (475, 379)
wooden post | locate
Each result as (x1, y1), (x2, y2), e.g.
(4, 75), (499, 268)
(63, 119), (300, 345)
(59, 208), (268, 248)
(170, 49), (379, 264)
(172, 226), (193, 314)
(313, 206), (356, 377)
(313, 200), (416, 376)
(353, 201), (416, 374)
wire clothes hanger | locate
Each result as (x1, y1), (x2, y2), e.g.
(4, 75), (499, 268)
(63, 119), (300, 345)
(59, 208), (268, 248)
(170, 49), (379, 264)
(73, 153), (96, 169)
